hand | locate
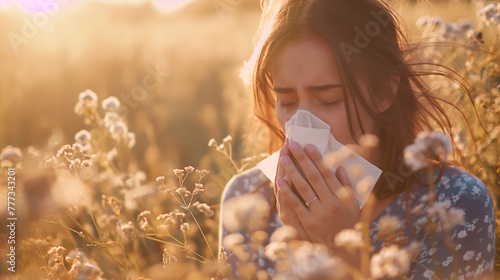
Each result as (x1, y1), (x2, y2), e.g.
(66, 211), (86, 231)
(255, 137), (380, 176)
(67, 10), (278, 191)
(274, 138), (309, 239)
(275, 140), (360, 247)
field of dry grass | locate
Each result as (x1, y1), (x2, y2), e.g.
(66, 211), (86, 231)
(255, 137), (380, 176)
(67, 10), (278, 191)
(0, 0), (499, 279)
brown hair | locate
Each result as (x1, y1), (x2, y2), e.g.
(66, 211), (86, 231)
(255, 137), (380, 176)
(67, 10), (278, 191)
(242, 0), (480, 199)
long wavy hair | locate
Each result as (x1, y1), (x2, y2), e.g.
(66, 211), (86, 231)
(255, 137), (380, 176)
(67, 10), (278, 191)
(242, 0), (480, 199)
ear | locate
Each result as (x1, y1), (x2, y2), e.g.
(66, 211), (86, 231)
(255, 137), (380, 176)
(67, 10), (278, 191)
(375, 75), (399, 113)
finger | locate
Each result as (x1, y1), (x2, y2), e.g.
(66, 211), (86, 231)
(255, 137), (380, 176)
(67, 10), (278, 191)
(276, 176), (310, 218)
(275, 177), (306, 239)
(335, 166), (359, 209)
(274, 147), (286, 197)
(274, 138), (290, 197)
(283, 199), (310, 240)
(279, 154), (319, 207)
(287, 141), (334, 203)
(304, 143), (343, 197)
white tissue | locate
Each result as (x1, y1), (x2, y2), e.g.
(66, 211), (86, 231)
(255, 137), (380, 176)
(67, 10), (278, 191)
(256, 109), (382, 209)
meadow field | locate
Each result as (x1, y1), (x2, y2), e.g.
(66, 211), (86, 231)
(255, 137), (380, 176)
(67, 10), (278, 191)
(0, 0), (499, 279)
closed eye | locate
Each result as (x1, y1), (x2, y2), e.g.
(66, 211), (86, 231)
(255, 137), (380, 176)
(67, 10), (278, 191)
(323, 100), (343, 106)
(279, 102), (297, 108)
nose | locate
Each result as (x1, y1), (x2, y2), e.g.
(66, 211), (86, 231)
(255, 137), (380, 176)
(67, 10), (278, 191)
(296, 96), (313, 112)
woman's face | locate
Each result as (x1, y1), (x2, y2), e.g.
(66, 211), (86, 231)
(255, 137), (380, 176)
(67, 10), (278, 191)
(269, 35), (374, 146)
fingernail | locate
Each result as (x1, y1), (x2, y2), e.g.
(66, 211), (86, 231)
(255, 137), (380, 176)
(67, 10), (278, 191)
(290, 141), (299, 151)
(277, 177), (285, 186)
(281, 156), (291, 165)
(305, 144), (315, 154)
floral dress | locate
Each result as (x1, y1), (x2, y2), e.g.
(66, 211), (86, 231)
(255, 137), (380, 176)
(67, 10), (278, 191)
(218, 165), (496, 279)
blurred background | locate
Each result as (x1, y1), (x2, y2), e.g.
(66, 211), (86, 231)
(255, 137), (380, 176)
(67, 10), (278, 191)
(1, 0), (491, 179)
(0, 0), (265, 180)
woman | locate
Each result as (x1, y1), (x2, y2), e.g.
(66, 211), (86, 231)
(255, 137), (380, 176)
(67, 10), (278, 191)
(219, 0), (496, 278)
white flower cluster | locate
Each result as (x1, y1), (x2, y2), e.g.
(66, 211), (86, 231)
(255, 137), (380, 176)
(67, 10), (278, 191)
(404, 131), (452, 172)
(102, 96), (135, 148)
(74, 89), (98, 117)
(416, 16), (475, 41)
(74, 90), (136, 149)
(65, 250), (104, 280)
(0, 145), (23, 168)
(478, 3), (500, 27)
(222, 193), (270, 232)
(267, 241), (348, 280)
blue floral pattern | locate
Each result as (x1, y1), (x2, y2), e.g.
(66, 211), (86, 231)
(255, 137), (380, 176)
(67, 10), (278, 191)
(219, 165), (496, 279)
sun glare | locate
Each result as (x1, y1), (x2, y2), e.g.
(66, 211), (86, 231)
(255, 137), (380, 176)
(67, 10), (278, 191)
(1, 0), (193, 12)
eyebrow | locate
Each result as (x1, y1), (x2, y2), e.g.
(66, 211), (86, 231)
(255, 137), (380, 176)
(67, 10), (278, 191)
(273, 84), (343, 93)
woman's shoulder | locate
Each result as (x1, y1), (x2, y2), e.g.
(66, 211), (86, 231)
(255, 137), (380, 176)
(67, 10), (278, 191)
(414, 165), (495, 215)
(220, 165), (272, 202)
(434, 165), (492, 200)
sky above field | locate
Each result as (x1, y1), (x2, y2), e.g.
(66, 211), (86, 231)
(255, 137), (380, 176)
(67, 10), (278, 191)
(0, 0), (193, 12)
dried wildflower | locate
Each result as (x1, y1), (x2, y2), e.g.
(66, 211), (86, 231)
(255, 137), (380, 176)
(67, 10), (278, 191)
(107, 148), (118, 161)
(370, 245), (411, 279)
(157, 210), (185, 229)
(270, 226), (297, 243)
(176, 187), (191, 197)
(137, 210), (152, 231)
(0, 145), (23, 167)
(184, 165), (195, 173)
(223, 233), (245, 251)
(193, 183), (204, 195)
(173, 168), (185, 178)
(156, 176), (165, 183)
(162, 248), (178, 268)
(478, 3), (500, 26)
(104, 112), (120, 127)
(65, 250), (103, 280)
(180, 222), (190, 232)
(425, 200), (465, 232)
(196, 168), (210, 176)
(81, 160), (92, 168)
(251, 230), (269, 244)
(74, 90), (98, 118)
(48, 246), (66, 260)
(192, 201), (214, 217)
(110, 120), (128, 140)
(118, 221), (137, 241)
(264, 242), (288, 261)
(156, 213), (176, 228)
(125, 132), (136, 148)
(101, 195), (122, 214)
(222, 193), (270, 232)
(216, 143), (225, 151)
(78, 89), (98, 104)
(377, 216), (403, 240)
(271, 241), (348, 280)
(74, 129), (91, 146)
(218, 246), (228, 264)
(102, 96), (120, 111)
(335, 228), (363, 251)
(222, 135), (232, 143)
(96, 214), (119, 233)
(208, 138), (217, 148)
(404, 131), (452, 172)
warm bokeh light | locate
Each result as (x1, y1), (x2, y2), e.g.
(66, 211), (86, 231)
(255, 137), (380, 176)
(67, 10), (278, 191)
(1, 0), (193, 12)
